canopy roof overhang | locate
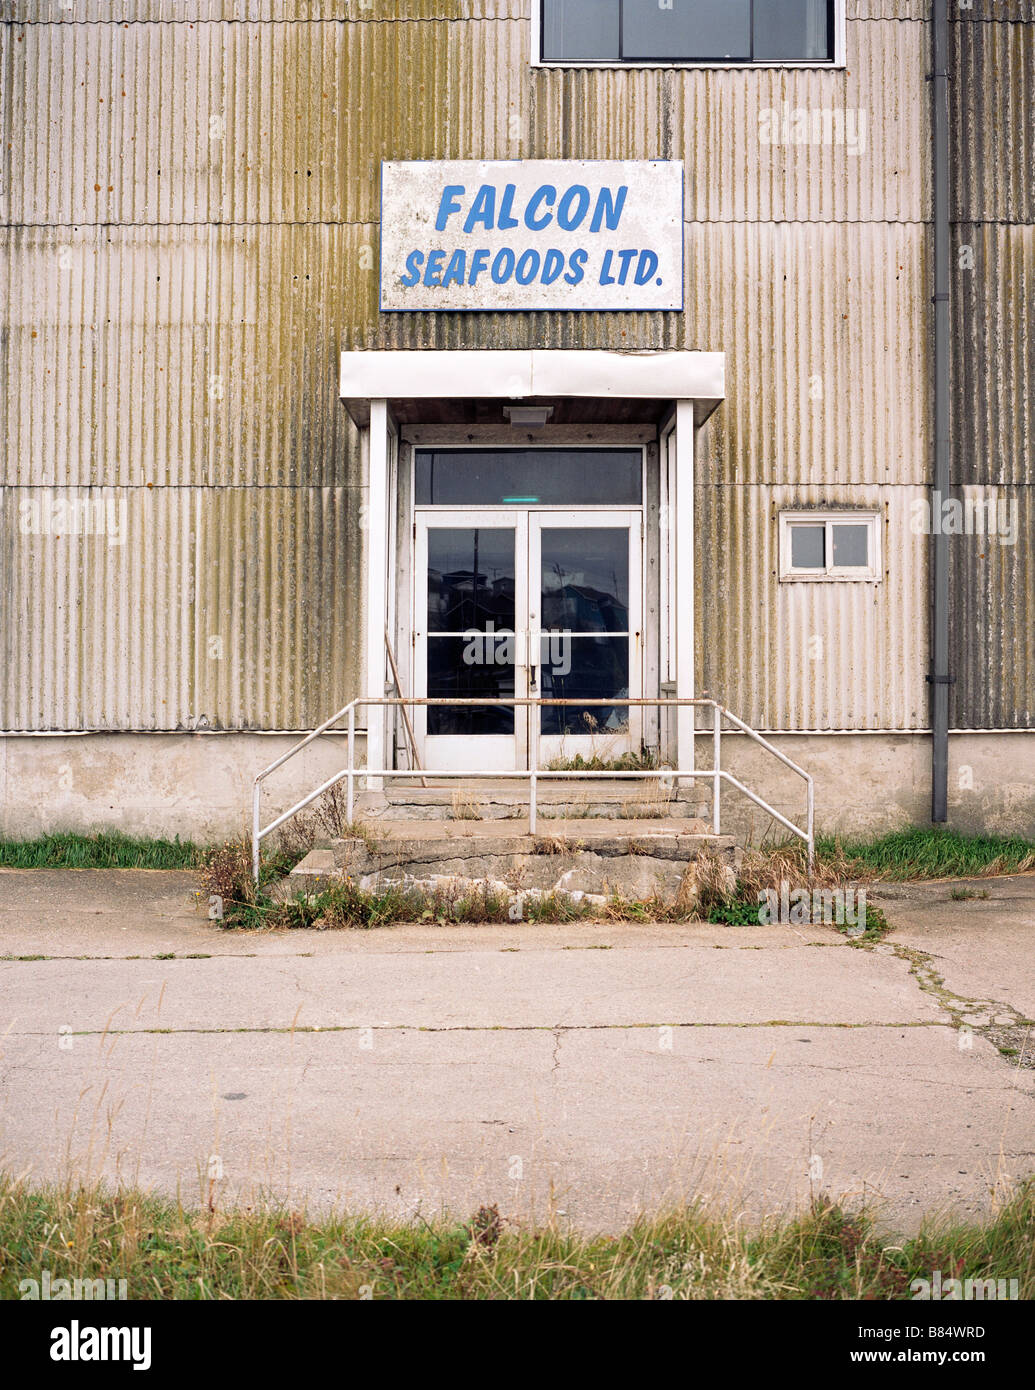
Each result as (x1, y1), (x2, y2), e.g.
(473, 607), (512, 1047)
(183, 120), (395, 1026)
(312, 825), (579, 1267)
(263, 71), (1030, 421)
(340, 349), (725, 429)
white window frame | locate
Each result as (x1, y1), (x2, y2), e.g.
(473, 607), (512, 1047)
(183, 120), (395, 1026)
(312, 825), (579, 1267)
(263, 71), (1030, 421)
(779, 510), (882, 583)
(531, 1), (846, 70)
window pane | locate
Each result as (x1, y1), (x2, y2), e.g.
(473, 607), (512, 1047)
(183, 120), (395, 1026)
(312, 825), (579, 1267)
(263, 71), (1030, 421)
(542, 0), (620, 60)
(427, 636), (515, 736)
(831, 524), (870, 569)
(427, 528), (515, 631)
(540, 528), (629, 632)
(621, 0), (751, 62)
(540, 636), (630, 736)
(753, 0), (833, 61)
(415, 449), (642, 506)
(790, 524), (825, 569)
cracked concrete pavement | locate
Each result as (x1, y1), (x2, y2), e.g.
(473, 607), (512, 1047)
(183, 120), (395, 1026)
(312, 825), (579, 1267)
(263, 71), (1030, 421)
(0, 868), (1032, 1232)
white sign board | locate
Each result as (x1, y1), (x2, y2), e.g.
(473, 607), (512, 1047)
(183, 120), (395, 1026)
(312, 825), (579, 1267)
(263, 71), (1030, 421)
(380, 160), (683, 313)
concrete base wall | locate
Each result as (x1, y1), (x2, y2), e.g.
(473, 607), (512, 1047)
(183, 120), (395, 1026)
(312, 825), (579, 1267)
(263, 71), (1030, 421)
(696, 732), (1035, 845)
(0, 731), (1032, 845)
(0, 733), (355, 844)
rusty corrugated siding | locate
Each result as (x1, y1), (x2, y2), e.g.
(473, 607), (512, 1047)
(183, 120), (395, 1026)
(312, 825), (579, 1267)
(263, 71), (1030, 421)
(952, 16), (1035, 224)
(3, 18), (924, 226)
(952, 225), (1034, 488)
(948, 6), (1035, 730)
(192, 485), (362, 730)
(0, 225), (367, 487)
(530, 19), (927, 221)
(3, 19), (529, 226)
(689, 223), (928, 489)
(695, 484), (929, 730)
(0, 220), (928, 494)
(949, 487), (1035, 729)
(1, 7), (1031, 734)
(0, 225), (365, 727)
(851, 2), (927, 15)
(4, 2), (529, 20)
(0, 483), (362, 729)
(0, 486), (193, 729)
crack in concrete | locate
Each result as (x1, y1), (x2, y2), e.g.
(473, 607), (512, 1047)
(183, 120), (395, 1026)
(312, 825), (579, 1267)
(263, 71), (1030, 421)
(12, 1019), (954, 1039)
(889, 943), (1035, 1072)
(0, 940), (845, 964)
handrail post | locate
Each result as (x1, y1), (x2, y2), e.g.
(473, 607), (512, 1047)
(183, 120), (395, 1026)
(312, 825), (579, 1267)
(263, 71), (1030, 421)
(251, 780), (261, 884)
(347, 704), (355, 827)
(712, 704), (721, 835)
(807, 777), (815, 878)
(528, 697), (537, 836)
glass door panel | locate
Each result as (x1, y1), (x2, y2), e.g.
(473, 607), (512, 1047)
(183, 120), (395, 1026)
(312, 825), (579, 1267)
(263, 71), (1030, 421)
(415, 513), (526, 770)
(414, 508), (643, 774)
(532, 514), (641, 765)
(426, 526), (516, 736)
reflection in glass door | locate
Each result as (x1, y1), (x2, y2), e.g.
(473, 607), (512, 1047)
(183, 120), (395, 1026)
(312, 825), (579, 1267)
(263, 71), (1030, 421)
(413, 510), (641, 772)
(414, 513), (527, 772)
(531, 514), (641, 767)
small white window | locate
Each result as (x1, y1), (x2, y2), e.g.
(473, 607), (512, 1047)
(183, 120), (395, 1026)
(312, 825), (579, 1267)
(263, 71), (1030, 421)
(779, 511), (881, 581)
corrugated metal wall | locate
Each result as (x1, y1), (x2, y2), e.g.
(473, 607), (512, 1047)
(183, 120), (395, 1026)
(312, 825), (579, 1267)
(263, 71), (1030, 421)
(1, 7), (1030, 731)
(2, 18), (927, 228)
(695, 486), (929, 730)
(949, 16), (1035, 729)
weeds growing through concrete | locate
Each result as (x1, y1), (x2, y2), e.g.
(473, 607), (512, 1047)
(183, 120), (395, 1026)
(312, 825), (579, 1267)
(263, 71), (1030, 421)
(545, 749), (662, 773)
(198, 838), (896, 935)
(198, 840), (605, 930)
(3, 824), (1030, 886)
(1, 1173), (1031, 1300)
(11, 824), (1027, 937)
(270, 781), (355, 863)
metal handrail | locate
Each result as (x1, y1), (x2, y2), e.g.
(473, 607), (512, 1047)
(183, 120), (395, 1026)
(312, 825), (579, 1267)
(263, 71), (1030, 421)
(251, 696), (814, 883)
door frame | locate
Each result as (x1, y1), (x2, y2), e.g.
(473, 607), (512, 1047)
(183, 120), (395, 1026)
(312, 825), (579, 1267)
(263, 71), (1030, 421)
(405, 438), (649, 774)
(344, 351), (721, 784)
(531, 508), (643, 769)
(413, 508), (529, 773)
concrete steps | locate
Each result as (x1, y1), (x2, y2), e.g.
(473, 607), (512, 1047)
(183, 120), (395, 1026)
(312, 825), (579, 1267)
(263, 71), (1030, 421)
(277, 817), (739, 908)
(357, 778), (709, 823)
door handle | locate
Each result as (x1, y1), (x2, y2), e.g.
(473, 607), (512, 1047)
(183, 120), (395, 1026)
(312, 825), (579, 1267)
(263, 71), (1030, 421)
(523, 629), (538, 691)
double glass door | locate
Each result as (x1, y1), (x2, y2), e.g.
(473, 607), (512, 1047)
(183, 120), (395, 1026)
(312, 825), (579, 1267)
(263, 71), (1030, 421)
(414, 510), (642, 771)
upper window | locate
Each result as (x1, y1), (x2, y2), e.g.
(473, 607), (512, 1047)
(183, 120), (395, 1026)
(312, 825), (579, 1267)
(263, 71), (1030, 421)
(415, 448), (643, 507)
(539, 0), (836, 65)
(779, 512), (882, 581)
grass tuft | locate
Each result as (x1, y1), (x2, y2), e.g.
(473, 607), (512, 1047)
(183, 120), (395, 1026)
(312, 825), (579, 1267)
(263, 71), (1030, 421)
(0, 1174), (1032, 1300)
(0, 831), (203, 870)
(815, 827), (1035, 882)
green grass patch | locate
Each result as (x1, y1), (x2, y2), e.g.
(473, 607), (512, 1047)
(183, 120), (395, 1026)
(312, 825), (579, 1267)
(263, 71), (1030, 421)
(816, 827), (1035, 882)
(0, 831), (204, 870)
(0, 1174), (1031, 1300)
(706, 898), (766, 926)
(704, 894), (891, 941)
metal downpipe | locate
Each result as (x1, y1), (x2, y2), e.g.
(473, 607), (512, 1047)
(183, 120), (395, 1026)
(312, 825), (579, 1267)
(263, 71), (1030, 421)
(930, 0), (952, 822)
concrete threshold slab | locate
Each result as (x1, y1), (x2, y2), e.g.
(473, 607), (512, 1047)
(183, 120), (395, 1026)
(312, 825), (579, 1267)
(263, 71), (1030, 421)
(358, 780), (709, 822)
(356, 817), (719, 845)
